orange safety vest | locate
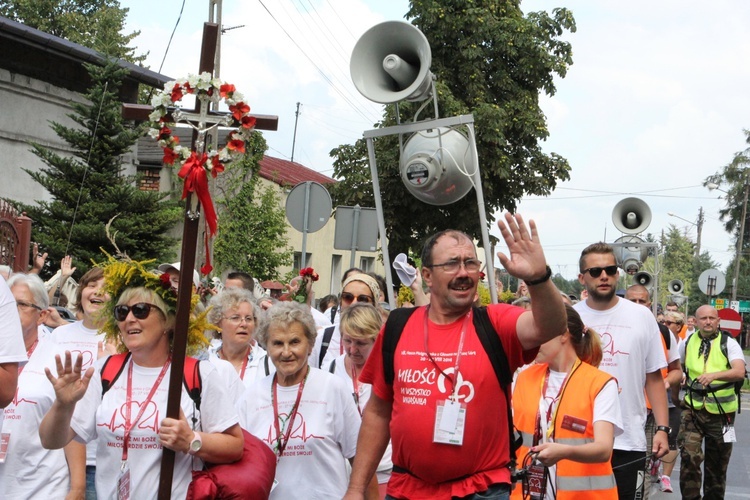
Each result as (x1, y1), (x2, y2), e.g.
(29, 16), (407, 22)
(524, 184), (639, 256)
(646, 330), (669, 410)
(511, 362), (617, 499)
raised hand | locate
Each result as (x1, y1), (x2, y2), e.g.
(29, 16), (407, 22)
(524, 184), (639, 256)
(60, 255), (77, 279)
(45, 351), (94, 407)
(496, 212), (547, 282)
(31, 242), (48, 274)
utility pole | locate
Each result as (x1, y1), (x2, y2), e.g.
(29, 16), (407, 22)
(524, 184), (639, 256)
(731, 172), (750, 302)
(209, 0), (223, 84)
(695, 206), (704, 258)
(291, 102), (301, 163)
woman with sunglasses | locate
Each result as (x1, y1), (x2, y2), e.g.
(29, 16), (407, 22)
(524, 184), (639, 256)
(314, 273), (381, 370)
(207, 287), (274, 389)
(511, 304), (622, 499)
(39, 258), (244, 499)
(329, 303), (393, 498)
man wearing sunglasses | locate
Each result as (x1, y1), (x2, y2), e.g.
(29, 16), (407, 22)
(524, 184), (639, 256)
(346, 213), (567, 500)
(573, 243), (669, 500)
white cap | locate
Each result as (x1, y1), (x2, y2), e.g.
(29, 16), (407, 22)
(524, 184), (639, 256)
(393, 253), (417, 287)
(158, 262), (201, 289)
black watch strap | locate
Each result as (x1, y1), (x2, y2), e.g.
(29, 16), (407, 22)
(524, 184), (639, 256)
(525, 265), (552, 286)
(655, 425), (671, 434)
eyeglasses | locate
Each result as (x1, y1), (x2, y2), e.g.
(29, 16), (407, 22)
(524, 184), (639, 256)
(16, 300), (42, 312)
(581, 265), (618, 278)
(223, 315), (254, 325)
(114, 303), (159, 322)
(340, 292), (374, 305)
(427, 258), (482, 274)
(664, 321), (680, 326)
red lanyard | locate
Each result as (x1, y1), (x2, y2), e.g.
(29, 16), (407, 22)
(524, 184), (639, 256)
(122, 356), (171, 462)
(534, 359), (580, 442)
(239, 349), (250, 381)
(423, 307), (470, 398)
(271, 367), (309, 459)
(19, 339), (39, 375)
(350, 363), (362, 417)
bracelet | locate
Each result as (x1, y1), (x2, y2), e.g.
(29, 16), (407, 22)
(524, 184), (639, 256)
(524, 266), (552, 286)
(655, 425), (671, 435)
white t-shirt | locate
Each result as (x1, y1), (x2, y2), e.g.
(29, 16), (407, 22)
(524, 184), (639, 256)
(574, 298), (666, 451)
(70, 357), (239, 499)
(48, 320), (102, 466)
(330, 354), (393, 484)
(237, 368), (361, 500)
(208, 342), (275, 395)
(0, 339), (69, 498)
(308, 307), (334, 368)
(0, 279), (27, 434)
(207, 356), (246, 403)
(539, 370), (623, 494)
(311, 323), (343, 370)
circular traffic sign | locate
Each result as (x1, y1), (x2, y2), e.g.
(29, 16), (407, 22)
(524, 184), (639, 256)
(717, 307), (742, 338)
(698, 269), (726, 296)
(285, 181), (332, 233)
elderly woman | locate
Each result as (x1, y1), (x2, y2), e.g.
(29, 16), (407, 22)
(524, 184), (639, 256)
(207, 287), (273, 386)
(237, 301), (377, 499)
(0, 273), (86, 498)
(328, 303), (393, 498)
(39, 259), (243, 499)
(314, 273), (381, 369)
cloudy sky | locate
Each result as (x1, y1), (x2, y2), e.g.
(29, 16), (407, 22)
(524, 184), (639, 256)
(124, 0), (750, 281)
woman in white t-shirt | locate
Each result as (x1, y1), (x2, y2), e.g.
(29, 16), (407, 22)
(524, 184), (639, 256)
(39, 259), (244, 499)
(207, 288), (273, 387)
(329, 303), (393, 498)
(237, 301), (378, 499)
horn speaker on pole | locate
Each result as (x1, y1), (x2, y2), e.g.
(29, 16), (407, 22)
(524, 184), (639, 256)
(633, 271), (654, 290)
(612, 197), (652, 234)
(350, 21), (434, 104)
(668, 279), (684, 294)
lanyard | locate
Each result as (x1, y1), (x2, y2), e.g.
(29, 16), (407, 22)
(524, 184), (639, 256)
(271, 366), (309, 459)
(19, 339), (39, 375)
(534, 358), (581, 442)
(122, 356), (171, 462)
(350, 362), (362, 417)
(423, 307), (470, 399)
(239, 349), (250, 381)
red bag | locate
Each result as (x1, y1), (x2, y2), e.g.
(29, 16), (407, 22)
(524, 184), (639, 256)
(187, 429), (277, 500)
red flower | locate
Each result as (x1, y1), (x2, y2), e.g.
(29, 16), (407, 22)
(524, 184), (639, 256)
(240, 115), (256, 129)
(229, 102), (250, 122)
(227, 137), (245, 154)
(170, 83), (184, 102)
(300, 268), (319, 281)
(210, 156), (225, 178)
(158, 126), (172, 141)
(479, 271), (486, 280)
(219, 83), (235, 98)
(159, 272), (173, 289)
(162, 146), (179, 165)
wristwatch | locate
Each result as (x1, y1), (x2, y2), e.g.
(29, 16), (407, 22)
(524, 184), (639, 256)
(188, 431), (202, 455)
(655, 425), (671, 435)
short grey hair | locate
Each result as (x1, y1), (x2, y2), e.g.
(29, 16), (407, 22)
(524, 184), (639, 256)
(7, 273), (49, 309)
(207, 287), (257, 326)
(256, 301), (317, 347)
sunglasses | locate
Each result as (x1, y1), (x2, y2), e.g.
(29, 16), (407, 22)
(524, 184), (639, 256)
(114, 302), (160, 322)
(581, 265), (618, 278)
(340, 292), (374, 305)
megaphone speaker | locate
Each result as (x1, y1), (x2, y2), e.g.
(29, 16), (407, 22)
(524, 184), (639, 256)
(668, 279), (684, 294)
(400, 127), (475, 205)
(612, 235), (648, 274)
(351, 21), (434, 104)
(612, 197), (652, 234)
(633, 271), (653, 290)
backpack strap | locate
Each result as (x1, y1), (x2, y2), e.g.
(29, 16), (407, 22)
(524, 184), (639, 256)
(264, 354), (270, 376)
(330, 307), (337, 323)
(318, 326), (336, 368)
(182, 357), (202, 412)
(383, 307), (420, 385)
(329, 359), (337, 373)
(101, 352), (131, 396)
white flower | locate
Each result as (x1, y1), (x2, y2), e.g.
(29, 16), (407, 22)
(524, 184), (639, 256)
(219, 148), (230, 161)
(149, 109), (165, 122)
(163, 80), (177, 91)
(232, 91), (244, 102)
(157, 139), (167, 147)
(147, 128), (160, 139)
(187, 74), (201, 88)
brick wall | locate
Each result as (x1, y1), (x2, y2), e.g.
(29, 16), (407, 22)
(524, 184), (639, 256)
(138, 167), (161, 191)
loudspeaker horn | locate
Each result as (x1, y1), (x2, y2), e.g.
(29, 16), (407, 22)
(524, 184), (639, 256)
(612, 197), (652, 234)
(400, 127), (475, 205)
(612, 236), (648, 275)
(668, 279), (684, 294)
(351, 21), (434, 104)
(633, 271), (654, 290)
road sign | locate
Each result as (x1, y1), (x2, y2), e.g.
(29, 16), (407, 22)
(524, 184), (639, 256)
(717, 307), (742, 337)
(698, 269), (725, 296)
(711, 298), (750, 313)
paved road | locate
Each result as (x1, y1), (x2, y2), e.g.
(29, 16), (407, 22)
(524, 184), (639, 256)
(652, 355), (750, 499)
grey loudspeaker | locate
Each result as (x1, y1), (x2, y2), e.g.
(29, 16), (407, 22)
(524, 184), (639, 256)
(400, 127), (475, 205)
(612, 235), (648, 275)
(633, 271), (654, 290)
(668, 279), (684, 294)
(612, 197), (652, 234)
(350, 21), (434, 104)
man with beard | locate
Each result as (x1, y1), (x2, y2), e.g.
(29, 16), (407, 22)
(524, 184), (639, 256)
(344, 214), (567, 500)
(573, 243), (669, 500)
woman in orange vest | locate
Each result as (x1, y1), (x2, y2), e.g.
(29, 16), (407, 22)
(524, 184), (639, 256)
(512, 304), (622, 499)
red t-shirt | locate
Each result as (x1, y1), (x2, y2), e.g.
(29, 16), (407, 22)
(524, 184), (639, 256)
(360, 304), (533, 499)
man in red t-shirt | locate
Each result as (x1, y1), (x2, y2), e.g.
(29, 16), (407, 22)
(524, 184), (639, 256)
(344, 213), (568, 500)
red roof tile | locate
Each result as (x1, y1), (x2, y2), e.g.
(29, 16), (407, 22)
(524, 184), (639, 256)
(258, 156), (335, 187)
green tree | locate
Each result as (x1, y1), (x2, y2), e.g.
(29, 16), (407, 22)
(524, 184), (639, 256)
(706, 129), (750, 300)
(330, 1), (575, 256)
(212, 133), (293, 281)
(658, 225), (697, 306)
(11, 61), (181, 278)
(0, 0), (143, 62)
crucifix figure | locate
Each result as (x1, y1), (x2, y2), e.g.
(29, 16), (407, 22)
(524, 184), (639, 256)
(122, 22), (278, 499)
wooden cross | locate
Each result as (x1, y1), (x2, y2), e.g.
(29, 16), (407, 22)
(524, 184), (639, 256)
(122, 22), (278, 499)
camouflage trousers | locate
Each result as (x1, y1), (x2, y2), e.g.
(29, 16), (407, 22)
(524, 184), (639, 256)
(677, 407), (734, 500)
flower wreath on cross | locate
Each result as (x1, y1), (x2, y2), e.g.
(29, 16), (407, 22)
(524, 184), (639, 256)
(147, 72), (256, 274)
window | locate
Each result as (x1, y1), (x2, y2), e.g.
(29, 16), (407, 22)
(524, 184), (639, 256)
(293, 252), (313, 272)
(359, 256), (375, 273)
(330, 255), (342, 294)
